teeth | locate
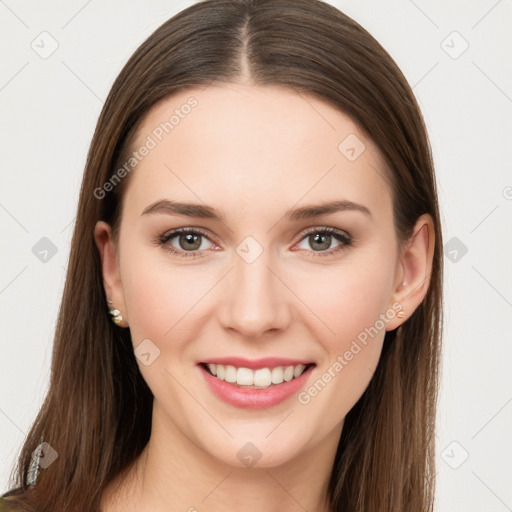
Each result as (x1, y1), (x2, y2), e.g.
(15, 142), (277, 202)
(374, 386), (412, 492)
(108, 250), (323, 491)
(253, 368), (272, 387)
(206, 363), (308, 388)
(271, 366), (284, 384)
(225, 365), (237, 383)
(237, 367), (254, 386)
(283, 366), (294, 381)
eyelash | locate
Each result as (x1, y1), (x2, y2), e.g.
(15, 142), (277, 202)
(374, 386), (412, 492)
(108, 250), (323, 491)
(153, 226), (353, 259)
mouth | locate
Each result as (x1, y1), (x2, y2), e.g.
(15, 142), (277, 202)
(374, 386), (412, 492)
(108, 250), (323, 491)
(199, 361), (315, 389)
(197, 358), (316, 409)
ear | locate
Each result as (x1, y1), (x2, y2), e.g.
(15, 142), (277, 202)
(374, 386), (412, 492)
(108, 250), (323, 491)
(386, 213), (435, 331)
(94, 220), (129, 327)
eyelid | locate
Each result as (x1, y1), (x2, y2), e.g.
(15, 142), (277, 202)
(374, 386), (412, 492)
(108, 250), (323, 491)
(297, 225), (351, 241)
(165, 226), (216, 242)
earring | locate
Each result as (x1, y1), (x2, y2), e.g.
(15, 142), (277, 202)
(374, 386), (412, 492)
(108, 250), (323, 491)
(107, 299), (123, 325)
(397, 310), (405, 318)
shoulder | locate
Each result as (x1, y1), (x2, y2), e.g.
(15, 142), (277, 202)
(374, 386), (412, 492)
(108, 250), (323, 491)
(0, 488), (29, 511)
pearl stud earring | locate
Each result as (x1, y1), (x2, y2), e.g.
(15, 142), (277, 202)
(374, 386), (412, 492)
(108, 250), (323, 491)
(107, 300), (123, 325)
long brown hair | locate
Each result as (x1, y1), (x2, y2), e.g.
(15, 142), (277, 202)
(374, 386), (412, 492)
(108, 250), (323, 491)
(4, 1), (443, 510)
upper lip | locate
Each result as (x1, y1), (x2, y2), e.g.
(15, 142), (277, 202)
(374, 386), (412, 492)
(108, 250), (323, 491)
(199, 357), (314, 370)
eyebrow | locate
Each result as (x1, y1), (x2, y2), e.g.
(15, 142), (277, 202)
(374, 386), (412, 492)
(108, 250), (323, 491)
(141, 199), (372, 221)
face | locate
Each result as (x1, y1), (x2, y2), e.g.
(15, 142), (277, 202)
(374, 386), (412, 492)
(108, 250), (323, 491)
(100, 83), (409, 468)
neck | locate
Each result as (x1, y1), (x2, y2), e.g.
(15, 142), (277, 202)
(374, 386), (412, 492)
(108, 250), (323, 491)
(101, 402), (341, 512)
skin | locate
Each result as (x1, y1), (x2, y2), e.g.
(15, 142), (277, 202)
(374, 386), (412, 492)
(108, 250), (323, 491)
(95, 83), (434, 512)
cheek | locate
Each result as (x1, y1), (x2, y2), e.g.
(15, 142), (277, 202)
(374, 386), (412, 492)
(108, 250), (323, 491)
(286, 256), (395, 413)
(118, 247), (218, 409)
(119, 235), (224, 369)
(287, 256), (395, 346)
(301, 284), (395, 424)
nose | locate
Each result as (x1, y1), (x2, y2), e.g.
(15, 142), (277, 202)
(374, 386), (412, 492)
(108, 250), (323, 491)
(218, 248), (292, 340)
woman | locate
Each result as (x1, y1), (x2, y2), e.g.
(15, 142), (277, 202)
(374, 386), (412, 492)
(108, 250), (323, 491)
(2, 0), (443, 510)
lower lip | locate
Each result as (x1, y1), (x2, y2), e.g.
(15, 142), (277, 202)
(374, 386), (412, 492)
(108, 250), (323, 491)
(199, 364), (315, 409)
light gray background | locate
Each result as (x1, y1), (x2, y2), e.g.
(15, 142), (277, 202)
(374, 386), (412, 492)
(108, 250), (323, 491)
(1, 1), (511, 510)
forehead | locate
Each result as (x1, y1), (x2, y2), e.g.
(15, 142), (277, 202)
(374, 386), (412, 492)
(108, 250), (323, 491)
(124, 84), (392, 223)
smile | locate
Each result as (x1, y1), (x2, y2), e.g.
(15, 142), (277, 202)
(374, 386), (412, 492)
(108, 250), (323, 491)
(202, 362), (311, 389)
(197, 358), (316, 409)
